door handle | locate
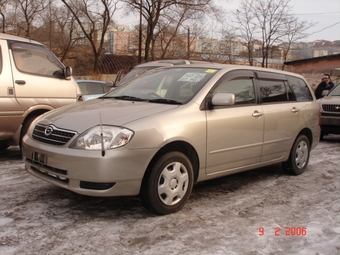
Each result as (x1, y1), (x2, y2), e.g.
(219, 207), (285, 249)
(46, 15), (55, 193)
(15, 80), (26, 85)
(252, 110), (263, 118)
(291, 107), (299, 113)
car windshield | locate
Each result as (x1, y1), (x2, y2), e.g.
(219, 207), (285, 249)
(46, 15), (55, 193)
(118, 66), (159, 85)
(104, 67), (219, 104)
(328, 84), (340, 96)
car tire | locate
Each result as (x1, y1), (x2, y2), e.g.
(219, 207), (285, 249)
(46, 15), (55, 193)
(0, 141), (10, 151)
(140, 151), (194, 215)
(282, 134), (310, 175)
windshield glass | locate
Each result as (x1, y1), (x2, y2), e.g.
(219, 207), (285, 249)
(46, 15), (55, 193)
(104, 67), (219, 103)
(118, 66), (159, 85)
(329, 84), (340, 96)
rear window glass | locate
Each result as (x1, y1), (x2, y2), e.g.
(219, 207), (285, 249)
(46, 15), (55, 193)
(287, 76), (313, 101)
(258, 79), (288, 103)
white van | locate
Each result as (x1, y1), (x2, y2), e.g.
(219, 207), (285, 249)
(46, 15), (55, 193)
(0, 33), (82, 151)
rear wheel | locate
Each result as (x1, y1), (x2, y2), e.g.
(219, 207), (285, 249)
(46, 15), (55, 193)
(140, 151), (194, 215)
(282, 134), (310, 175)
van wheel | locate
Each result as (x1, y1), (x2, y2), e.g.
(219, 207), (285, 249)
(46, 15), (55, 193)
(282, 135), (310, 175)
(140, 152), (194, 215)
(0, 141), (10, 151)
(19, 115), (38, 149)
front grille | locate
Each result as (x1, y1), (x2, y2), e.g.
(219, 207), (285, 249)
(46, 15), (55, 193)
(32, 124), (77, 146)
(322, 104), (340, 113)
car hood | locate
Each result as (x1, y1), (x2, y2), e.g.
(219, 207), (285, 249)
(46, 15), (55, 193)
(38, 98), (179, 132)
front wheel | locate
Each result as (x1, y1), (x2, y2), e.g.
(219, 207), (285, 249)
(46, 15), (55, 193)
(282, 134), (310, 175)
(140, 151), (194, 215)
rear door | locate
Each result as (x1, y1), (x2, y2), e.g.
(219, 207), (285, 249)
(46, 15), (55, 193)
(255, 72), (301, 162)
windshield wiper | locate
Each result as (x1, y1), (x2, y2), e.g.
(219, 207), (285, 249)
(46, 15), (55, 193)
(104, 95), (146, 101)
(148, 98), (183, 105)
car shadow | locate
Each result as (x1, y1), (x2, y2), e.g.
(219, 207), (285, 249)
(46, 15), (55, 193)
(36, 163), (286, 218)
(0, 146), (22, 161)
(321, 134), (340, 143)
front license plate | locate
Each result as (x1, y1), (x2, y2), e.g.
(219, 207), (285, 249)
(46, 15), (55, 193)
(33, 151), (47, 164)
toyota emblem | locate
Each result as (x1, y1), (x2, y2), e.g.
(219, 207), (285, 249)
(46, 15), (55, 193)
(44, 125), (54, 136)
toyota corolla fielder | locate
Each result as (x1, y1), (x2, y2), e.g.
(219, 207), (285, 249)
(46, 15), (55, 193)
(23, 63), (320, 215)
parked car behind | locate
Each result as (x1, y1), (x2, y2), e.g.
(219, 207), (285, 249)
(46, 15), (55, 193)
(76, 80), (113, 100)
(0, 33), (81, 151)
(318, 83), (340, 139)
(23, 63), (320, 215)
(117, 59), (211, 85)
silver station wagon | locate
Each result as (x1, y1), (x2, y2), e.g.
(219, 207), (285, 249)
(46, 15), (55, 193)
(22, 64), (320, 215)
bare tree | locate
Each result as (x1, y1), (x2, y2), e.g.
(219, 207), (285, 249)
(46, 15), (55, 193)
(154, 3), (208, 59)
(13, 0), (48, 37)
(233, 0), (256, 66)
(122, 0), (219, 62)
(233, 0), (312, 68)
(279, 18), (315, 69)
(40, 3), (83, 63)
(219, 22), (239, 64)
(61, 0), (119, 73)
(0, 0), (9, 32)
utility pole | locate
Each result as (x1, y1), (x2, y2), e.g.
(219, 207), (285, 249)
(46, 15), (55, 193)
(138, 0), (142, 63)
(187, 27), (190, 60)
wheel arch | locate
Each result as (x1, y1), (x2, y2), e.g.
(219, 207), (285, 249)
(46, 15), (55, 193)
(297, 128), (313, 148)
(141, 141), (200, 192)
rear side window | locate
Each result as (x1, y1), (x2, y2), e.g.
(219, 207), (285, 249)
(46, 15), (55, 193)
(258, 79), (288, 103)
(88, 82), (105, 94)
(287, 76), (313, 101)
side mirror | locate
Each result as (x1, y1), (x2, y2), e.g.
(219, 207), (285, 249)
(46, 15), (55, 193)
(105, 81), (114, 87)
(65, 66), (72, 79)
(113, 69), (123, 87)
(211, 93), (236, 106)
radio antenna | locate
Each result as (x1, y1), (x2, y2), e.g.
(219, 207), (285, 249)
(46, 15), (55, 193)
(100, 111), (105, 157)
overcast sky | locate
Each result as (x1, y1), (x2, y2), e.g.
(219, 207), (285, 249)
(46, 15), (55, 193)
(114, 0), (340, 42)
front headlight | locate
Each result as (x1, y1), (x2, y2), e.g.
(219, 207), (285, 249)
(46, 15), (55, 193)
(70, 126), (134, 150)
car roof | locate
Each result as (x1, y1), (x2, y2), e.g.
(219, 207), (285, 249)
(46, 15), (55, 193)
(76, 80), (105, 83)
(134, 59), (211, 68)
(0, 33), (42, 45)
(154, 63), (306, 79)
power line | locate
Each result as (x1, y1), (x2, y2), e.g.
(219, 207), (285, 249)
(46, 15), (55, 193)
(294, 11), (340, 15)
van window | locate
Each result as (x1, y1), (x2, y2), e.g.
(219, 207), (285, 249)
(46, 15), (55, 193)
(258, 79), (288, 103)
(214, 77), (255, 105)
(10, 41), (64, 78)
(287, 76), (313, 101)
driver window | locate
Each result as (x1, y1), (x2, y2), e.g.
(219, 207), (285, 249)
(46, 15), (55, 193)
(214, 77), (255, 105)
(11, 42), (63, 78)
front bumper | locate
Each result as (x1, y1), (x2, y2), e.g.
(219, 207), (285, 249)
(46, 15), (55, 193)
(320, 115), (340, 134)
(22, 135), (157, 197)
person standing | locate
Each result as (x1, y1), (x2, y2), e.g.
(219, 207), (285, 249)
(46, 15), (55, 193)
(315, 74), (335, 99)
